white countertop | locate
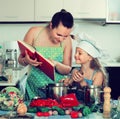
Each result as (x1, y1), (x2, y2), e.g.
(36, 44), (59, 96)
(72, 61), (120, 67)
(0, 66), (28, 86)
(102, 61), (120, 67)
(33, 112), (105, 119)
(1, 61), (120, 86)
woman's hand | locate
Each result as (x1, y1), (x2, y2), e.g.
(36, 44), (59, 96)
(23, 50), (42, 66)
(71, 69), (84, 83)
(59, 78), (73, 86)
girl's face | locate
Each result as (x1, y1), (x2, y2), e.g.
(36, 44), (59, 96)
(74, 47), (92, 64)
(50, 22), (72, 43)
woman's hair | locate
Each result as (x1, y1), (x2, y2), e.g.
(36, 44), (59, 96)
(51, 9), (74, 29)
(90, 58), (108, 87)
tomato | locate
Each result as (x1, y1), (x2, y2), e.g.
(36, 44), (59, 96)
(70, 111), (79, 118)
(36, 112), (43, 117)
(36, 112), (50, 117)
(43, 112), (50, 116)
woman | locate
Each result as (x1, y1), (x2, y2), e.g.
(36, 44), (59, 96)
(18, 9), (74, 100)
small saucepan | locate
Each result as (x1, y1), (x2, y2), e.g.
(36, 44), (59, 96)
(46, 82), (69, 101)
(84, 85), (103, 104)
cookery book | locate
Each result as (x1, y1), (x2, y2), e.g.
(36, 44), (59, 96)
(17, 40), (55, 80)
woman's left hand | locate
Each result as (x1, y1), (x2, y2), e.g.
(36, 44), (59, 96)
(24, 50), (42, 66)
(59, 78), (73, 86)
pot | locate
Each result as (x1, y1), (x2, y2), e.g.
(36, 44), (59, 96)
(46, 83), (69, 101)
(38, 83), (77, 100)
(84, 85), (103, 105)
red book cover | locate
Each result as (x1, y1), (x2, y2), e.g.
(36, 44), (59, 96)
(35, 51), (55, 81)
(17, 40), (55, 80)
(17, 40), (36, 59)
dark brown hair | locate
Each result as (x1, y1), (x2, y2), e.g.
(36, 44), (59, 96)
(51, 9), (74, 29)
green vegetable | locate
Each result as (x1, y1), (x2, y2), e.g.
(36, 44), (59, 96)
(52, 106), (65, 115)
(27, 107), (37, 113)
(37, 107), (50, 112)
(82, 106), (91, 116)
(72, 104), (84, 111)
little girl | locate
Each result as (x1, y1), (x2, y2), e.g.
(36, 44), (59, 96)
(64, 33), (108, 88)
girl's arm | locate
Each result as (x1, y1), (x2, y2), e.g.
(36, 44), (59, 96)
(93, 71), (104, 86)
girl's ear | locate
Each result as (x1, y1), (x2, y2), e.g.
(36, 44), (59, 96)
(89, 55), (93, 61)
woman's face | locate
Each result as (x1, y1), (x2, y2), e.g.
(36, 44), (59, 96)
(74, 47), (92, 64)
(50, 22), (72, 43)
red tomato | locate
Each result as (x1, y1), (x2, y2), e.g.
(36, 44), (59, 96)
(70, 111), (79, 118)
(43, 112), (50, 116)
(36, 112), (43, 117)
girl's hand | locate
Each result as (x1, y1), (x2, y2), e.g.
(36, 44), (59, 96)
(71, 69), (84, 83)
(24, 50), (42, 66)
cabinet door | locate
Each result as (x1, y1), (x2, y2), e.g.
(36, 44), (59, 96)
(79, 0), (106, 19)
(63, 0), (81, 18)
(106, 0), (120, 23)
(0, 0), (34, 22)
(64, 0), (106, 19)
(35, 0), (63, 22)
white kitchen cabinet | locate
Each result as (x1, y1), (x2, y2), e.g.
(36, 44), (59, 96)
(35, 0), (106, 22)
(106, 0), (120, 23)
(0, 0), (34, 22)
(64, 0), (106, 19)
(35, 0), (63, 21)
(0, 0), (107, 22)
(63, 0), (81, 18)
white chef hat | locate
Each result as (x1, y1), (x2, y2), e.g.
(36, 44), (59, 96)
(76, 33), (101, 58)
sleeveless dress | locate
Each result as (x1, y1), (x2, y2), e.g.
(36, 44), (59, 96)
(84, 70), (98, 86)
(25, 29), (65, 101)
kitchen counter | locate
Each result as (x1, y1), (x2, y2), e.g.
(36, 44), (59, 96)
(34, 113), (105, 119)
(0, 66), (29, 86)
(0, 111), (106, 119)
(100, 61), (120, 67)
(1, 99), (117, 119)
(72, 61), (120, 67)
(1, 60), (119, 86)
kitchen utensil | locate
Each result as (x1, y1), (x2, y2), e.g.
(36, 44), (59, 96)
(84, 85), (103, 105)
(46, 83), (69, 101)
